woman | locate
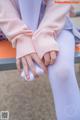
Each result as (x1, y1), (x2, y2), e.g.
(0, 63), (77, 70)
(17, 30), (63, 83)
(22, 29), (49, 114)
(0, 0), (80, 119)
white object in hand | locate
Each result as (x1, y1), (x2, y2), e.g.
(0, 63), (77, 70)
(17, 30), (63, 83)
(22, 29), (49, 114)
(21, 64), (44, 81)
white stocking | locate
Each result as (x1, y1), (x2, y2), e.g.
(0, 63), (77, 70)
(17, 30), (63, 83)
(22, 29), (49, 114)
(48, 30), (80, 120)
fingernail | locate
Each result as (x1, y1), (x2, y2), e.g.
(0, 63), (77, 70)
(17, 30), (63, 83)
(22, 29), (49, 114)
(45, 68), (48, 74)
(50, 59), (55, 64)
(26, 75), (30, 80)
(35, 75), (39, 79)
(50, 61), (54, 65)
(37, 76), (40, 80)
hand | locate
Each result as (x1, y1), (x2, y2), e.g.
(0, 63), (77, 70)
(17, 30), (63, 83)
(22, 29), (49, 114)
(16, 53), (47, 80)
(42, 51), (57, 66)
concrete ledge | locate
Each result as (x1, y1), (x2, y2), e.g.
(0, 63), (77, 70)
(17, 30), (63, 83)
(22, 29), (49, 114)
(0, 57), (80, 71)
(0, 58), (16, 71)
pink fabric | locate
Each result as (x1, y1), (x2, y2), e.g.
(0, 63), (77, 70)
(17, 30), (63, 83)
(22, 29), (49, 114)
(0, 0), (71, 59)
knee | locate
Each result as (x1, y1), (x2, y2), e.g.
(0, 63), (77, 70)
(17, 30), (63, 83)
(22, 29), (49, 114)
(50, 64), (72, 81)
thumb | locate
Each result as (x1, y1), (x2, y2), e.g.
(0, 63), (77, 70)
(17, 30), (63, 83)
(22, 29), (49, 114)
(50, 51), (57, 64)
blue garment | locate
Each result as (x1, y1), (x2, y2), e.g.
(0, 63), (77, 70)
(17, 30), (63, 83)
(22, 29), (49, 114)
(37, 0), (46, 26)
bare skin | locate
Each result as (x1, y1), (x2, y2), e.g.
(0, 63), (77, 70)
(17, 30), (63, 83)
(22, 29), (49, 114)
(42, 51), (57, 66)
(16, 51), (57, 80)
(16, 32), (57, 80)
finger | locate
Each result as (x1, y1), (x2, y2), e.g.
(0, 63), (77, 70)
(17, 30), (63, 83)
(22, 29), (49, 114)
(16, 58), (21, 74)
(21, 57), (30, 80)
(26, 55), (39, 79)
(27, 32), (33, 36)
(31, 53), (48, 73)
(50, 51), (57, 64)
(26, 30), (33, 36)
(43, 52), (51, 66)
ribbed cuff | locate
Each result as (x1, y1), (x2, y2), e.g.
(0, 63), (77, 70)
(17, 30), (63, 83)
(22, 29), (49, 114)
(16, 35), (36, 59)
(33, 34), (59, 59)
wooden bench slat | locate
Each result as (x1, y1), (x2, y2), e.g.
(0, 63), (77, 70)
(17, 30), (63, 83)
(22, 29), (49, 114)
(0, 40), (16, 71)
(0, 40), (80, 71)
(0, 40), (16, 58)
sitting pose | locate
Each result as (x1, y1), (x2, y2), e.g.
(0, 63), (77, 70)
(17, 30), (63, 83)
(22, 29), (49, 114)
(0, 0), (80, 119)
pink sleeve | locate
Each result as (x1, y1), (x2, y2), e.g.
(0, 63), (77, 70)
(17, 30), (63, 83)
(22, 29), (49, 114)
(0, 0), (35, 58)
(33, 0), (71, 59)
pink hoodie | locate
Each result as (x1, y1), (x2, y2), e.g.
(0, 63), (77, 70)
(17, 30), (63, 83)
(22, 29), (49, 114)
(0, 0), (71, 59)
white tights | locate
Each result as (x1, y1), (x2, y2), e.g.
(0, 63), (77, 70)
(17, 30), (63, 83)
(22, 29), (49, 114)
(48, 30), (80, 120)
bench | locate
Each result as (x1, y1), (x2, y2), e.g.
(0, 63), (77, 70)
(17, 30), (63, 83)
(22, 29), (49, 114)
(0, 39), (80, 71)
(0, 40), (16, 71)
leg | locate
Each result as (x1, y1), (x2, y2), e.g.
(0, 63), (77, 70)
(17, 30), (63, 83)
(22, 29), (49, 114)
(18, 0), (42, 31)
(48, 30), (80, 120)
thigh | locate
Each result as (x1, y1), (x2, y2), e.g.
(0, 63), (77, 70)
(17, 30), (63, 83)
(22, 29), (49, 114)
(48, 30), (76, 86)
(48, 30), (78, 100)
(48, 30), (80, 120)
(18, 0), (42, 31)
(51, 30), (75, 68)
